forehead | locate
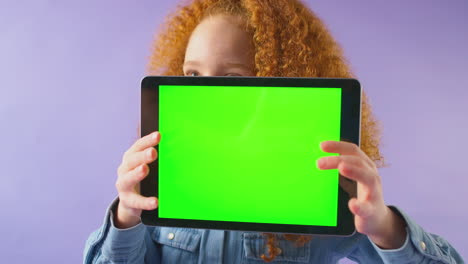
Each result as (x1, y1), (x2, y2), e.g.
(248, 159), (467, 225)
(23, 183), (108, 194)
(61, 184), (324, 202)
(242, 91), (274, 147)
(184, 14), (252, 62)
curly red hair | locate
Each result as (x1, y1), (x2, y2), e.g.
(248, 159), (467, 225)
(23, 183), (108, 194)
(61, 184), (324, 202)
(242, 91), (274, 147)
(147, 0), (384, 262)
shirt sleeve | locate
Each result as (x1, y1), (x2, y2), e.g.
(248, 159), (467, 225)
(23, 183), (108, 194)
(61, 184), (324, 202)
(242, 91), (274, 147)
(368, 206), (464, 264)
(83, 197), (161, 264)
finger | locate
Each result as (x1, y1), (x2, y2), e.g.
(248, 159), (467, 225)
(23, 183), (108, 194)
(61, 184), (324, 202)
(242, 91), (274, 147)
(317, 155), (368, 170)
(116, 164), (149, 192)
(120, 192), (158, 211)
(320, 141), (372, 165)
(338, 162), (376, 187)
(120, 147), (157, 173)
(128, 131), (161, 154)
(348, 198), (373, 218)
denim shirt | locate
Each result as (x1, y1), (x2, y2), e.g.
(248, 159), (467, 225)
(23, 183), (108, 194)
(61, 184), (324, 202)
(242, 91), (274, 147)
(83, 199), (464, 263)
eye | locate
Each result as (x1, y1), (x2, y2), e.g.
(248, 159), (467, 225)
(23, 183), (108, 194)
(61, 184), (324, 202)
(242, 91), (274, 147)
(225, 73), (242, 77)
(186, 71), (200, 77)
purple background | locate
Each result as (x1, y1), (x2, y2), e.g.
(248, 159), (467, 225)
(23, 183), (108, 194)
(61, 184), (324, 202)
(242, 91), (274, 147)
(1, 0), (466, 263)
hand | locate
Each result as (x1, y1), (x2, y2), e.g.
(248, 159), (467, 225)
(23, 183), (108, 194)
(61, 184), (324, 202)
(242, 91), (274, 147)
(114, 131), (161, 228)
(317, 141), (407, 249)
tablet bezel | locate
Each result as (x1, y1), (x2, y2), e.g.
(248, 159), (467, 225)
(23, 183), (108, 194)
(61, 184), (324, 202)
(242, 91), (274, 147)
(140, 76), (360, 236)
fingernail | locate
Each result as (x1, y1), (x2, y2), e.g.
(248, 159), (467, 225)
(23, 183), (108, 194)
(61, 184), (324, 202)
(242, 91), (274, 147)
(147, 149), (153, 158)
(149, 199), (157, 207)
(152, 132), (158, 140)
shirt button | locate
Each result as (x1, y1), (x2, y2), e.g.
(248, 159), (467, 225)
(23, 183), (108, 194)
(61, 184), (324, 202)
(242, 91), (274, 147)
(420, 241), (426, 251)
(168, 233), (175, 240)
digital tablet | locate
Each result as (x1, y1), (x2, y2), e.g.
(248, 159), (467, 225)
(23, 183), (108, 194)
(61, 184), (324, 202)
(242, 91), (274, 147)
(140, 76), (360, 236)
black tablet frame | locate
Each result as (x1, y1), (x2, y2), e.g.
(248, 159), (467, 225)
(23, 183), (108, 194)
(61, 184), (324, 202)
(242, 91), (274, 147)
(140, 76), (360, 236)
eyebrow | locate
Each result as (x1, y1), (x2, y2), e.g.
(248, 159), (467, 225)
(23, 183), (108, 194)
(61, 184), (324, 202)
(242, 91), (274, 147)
(183, 60), (201, 67)
(183, 60), (250, 70)
(224, 62), (250, 69)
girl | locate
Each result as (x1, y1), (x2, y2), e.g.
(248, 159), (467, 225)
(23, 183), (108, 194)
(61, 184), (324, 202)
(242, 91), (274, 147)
(84, 0), (463, 263)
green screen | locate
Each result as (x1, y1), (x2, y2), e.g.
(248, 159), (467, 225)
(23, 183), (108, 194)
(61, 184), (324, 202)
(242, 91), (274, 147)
(158, 85), (341, 226)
